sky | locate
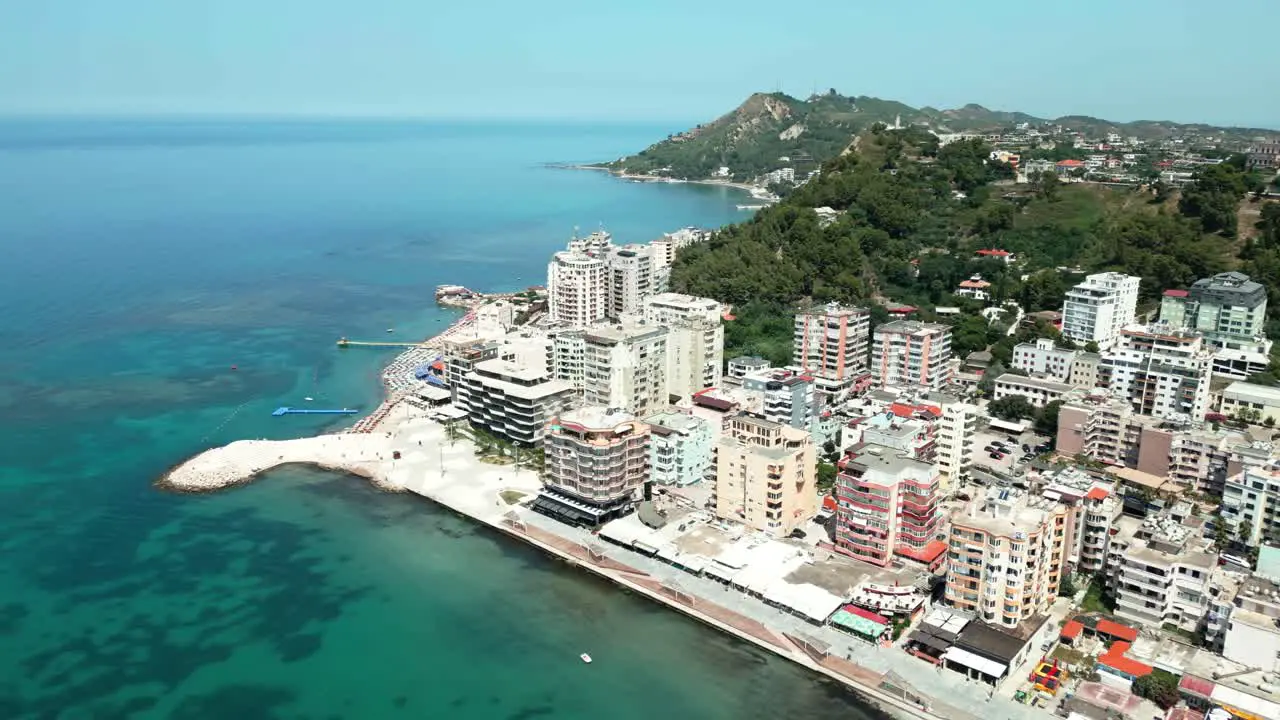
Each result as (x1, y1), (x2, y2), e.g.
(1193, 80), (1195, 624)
(2, 0), (1277, 128)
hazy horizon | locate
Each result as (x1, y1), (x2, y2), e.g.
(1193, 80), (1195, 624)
(4, 0), (1279, 130)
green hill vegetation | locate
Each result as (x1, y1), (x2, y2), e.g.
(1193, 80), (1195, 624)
(666, 125), (1279, 366)
(604, 90), (1277, 183)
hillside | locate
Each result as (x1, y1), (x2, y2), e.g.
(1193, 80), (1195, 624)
(665, 125), (1279, 366)
(604, 90), (1277, 183)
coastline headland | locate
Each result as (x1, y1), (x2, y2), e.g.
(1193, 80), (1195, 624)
(157, 412), (955, 720)
(160, 317), (974, 720)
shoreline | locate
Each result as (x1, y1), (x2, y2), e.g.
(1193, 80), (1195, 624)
(157, 411), (972, 720)
(568, 164), (765, 196)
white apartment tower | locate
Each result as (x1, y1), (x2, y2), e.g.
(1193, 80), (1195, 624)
(1061, 272), (1141, 349)
(644, 293), (725, 398)
(547, 232), (612, 327)
(581, 324), (670, 416)
(606, 244), (654, 320)
(793, 303), (870, 402)
(871, 320), (953, 391)
(1098, 323), (1214, 420)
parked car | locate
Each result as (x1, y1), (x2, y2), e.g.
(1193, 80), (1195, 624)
(989, 452), (1002, 459)
(1022, 453), (1035, 462)
(1022, 443), (1031, 453)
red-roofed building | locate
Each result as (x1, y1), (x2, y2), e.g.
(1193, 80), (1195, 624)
(1085, 487), (1110, 501)
(1056, 159), (1086, 172)
(1162, 289), (1189, 298)
(1178, 674), (1215, 700)
(1060, 620), (1084, 643)
(975, 248), (1015, 264)
(1095, 619), (1139, 643)
(956, 274), (992, 301)
(844, 604), (891, 626)
(1096, 641), (1153, 682)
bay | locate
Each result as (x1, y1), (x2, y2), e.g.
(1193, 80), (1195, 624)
(0, 118), (887, 719)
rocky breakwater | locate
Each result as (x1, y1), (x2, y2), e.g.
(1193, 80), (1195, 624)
(157, 432), (399, 493)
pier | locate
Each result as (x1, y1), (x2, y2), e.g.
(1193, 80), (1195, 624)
(272, 407), (359, 417)
(336, 338), (424, 349)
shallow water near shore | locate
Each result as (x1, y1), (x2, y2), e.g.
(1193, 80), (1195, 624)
(0, 119), (889, 719)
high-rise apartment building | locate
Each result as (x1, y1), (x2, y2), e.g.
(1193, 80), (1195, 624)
(606, 244), (654, 320)
(1105, 514), (1218, 633)
(1061, 272), (1141, 349)
(1161, 271), (1269, 345)
(547, 234), (611, 327)
(945, 488), (1066, 629)
(1098, 324), (1213, 420)
(533, 407), (651, 527)
(581, 324), (669, 416)
(1222, 463), (1280, 547)
(930, 393), (979, 492)
(871, 320), (953, 391)
(834, 444), (942, 567)
(793, 303), (870, 402)
(713, 414), (817, 538)
(643, 293), (724, 398)
(1056, 391), (1267, 497)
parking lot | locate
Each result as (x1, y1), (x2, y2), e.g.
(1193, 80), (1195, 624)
(967, 427), (1051, 479)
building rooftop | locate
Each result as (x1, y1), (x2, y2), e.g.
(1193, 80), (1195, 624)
(1224, 381), (1280, 404)
(560, 406), (638, 431)
(875, 319), (949, 337)
(583, 322), (667, 345)
(644, 411), (706, 436)
(844, 444), (935, 485)
(995, 373), (1073, 392)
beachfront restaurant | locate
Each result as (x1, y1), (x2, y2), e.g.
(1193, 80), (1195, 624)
(829, 605), (892, 644)
(940, 622), (1029, 686)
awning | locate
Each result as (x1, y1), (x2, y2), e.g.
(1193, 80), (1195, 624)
(944, 646), (1008, 679)
(530, 496), (592, 524)
(908, 629), (950, 654)
(704, 562), (738, 583)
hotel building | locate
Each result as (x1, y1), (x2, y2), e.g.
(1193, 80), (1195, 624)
(457, 358), (576, 445)
(532, 407), (651, 527)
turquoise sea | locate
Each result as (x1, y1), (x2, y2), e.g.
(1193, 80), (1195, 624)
(0, 119), (887, 720)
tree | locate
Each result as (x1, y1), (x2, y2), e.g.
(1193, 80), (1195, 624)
(1035, 400), (1063, 437)
(989, 395), (1036, 421)
(1034, 171), (1060, 200)
(817, 462), (838, 490)
(1239, 519), (1254, 545)
(1133, 670), (1182, 710)
(1083, 341), (1100, 354)
(977, 362), (1006, 396)
(1058, 573), (1078, 598)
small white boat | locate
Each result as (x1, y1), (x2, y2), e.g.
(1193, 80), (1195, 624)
(580, 653), (592, 664)
(304, 397), (314, 402)
(386, 328), (395, 333)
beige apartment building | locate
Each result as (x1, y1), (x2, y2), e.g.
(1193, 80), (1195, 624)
(714, 414), (817, 538)
(945, 487), (1067, 630)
